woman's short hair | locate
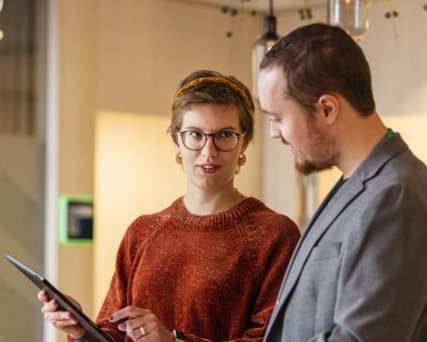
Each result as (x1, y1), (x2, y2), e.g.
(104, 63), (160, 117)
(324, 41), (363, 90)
(168, 70), (255, 143)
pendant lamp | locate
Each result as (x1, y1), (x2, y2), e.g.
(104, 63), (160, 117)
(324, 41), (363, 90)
(252, 0), (279, 99)
(328, 0), (372, 41)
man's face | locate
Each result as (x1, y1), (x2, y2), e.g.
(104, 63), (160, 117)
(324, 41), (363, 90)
(258, 65), (335, 175)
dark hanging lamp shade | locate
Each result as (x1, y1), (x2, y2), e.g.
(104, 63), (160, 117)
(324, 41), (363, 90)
(252, 0), (280, 99)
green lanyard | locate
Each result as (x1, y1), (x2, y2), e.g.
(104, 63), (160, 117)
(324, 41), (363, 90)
(373, 128), (394, 151)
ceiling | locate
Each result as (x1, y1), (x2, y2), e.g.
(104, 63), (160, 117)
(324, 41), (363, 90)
(183, 0), (327, 13)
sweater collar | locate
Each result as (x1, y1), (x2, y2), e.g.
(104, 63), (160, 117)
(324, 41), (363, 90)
(170, 196), (262, 231)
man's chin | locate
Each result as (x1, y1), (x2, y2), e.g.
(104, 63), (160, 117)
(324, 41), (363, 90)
(295, 160), (333, 175)
(296, 165), (316, 176)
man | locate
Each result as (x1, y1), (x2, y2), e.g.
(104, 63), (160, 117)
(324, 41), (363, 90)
(258, 22), (427, 341)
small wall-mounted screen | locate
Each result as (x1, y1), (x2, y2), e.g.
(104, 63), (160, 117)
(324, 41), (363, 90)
(59, 195), (94, 245)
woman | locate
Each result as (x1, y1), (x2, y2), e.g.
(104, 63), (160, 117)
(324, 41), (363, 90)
(39, 70), (300, 342)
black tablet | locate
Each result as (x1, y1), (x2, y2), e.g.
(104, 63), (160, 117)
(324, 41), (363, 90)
(5, 254), (113, 342)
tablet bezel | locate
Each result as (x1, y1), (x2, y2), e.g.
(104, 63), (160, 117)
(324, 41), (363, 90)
(6, 254), (113, 342)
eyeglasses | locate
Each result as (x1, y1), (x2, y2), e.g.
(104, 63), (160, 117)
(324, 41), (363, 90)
(177, 129), (246, 152)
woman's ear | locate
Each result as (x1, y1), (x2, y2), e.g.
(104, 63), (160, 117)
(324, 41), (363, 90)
(173, 137), (181, 152)
(240, 139), (249, 154)
(317, 94), (339, 125)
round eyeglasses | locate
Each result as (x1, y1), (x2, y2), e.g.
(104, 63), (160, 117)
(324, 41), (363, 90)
(177, 130), (246, 152)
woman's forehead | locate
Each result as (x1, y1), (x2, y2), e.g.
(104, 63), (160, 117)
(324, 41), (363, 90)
(182, 103), (239, 121)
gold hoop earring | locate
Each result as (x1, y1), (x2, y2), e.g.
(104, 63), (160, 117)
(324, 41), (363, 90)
(176, 153), (182, 165)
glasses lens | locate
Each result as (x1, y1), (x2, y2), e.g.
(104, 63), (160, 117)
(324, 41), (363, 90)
(214, 131), (239, 151)
(182, 130), (205, 150)
(180, 130), (242, 151)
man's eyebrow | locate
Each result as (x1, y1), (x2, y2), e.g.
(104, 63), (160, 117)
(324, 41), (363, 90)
(261, 109), (277, 116)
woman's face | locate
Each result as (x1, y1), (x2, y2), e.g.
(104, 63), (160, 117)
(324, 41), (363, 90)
(175, 103), (248, 193)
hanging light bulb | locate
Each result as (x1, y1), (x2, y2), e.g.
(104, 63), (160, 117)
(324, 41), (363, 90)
(328, 0), (372, 41)
(252, 0), (279, 99)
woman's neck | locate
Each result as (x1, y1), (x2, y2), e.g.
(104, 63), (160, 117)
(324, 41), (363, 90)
(183, 187), (246, 216)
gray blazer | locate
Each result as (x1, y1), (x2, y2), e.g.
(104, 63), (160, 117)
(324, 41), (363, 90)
(265, 133), (427, 341)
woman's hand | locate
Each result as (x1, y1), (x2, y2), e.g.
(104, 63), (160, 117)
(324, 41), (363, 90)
(37, 290), (86, 339)
(110, 306), (175, 342)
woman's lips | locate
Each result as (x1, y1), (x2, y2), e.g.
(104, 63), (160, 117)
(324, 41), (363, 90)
(199, 164), (219, 173)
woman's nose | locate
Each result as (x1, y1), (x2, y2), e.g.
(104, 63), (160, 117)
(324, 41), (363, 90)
(201, 136), (218, 156)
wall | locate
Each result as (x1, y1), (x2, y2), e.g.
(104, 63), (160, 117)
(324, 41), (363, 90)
(362, 0), (427, 117)
(0, 0), (47, 340)
(53, 1), (97, 340)
(316, 114), (427, 205)
(50, 1), (427, 341)
(96, 0), (261, 115)
(273, 0), (427, 109)
(94, 110), (261, 310)
(94, 111), (184, 311)
(271, 0), (427, 206)
(92, 0), (265, 313)
(53, 0), (265, 334)
(0, 137), (45, 342)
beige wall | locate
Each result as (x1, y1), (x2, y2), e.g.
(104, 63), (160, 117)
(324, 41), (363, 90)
(55, 0), (97, 332)
(317, 114), (427, 206)
(94, 111), (185, 311)
(272, 0), (427, 208)
(96, 0), (261, 115)
(52, 1), (427, 340)
(91, 0), (265, 313)
(55, 0), (264, 327)
(94, 110), (261, 310)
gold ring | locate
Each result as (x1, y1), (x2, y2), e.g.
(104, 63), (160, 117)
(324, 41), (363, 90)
(140, 326), (146, 336)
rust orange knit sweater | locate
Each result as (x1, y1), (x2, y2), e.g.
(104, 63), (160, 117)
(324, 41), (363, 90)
(72, 197), (299, 342)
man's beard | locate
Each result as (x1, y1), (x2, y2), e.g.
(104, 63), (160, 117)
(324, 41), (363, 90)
(293, 130), (336, 175)
(295, 157), (334, 175)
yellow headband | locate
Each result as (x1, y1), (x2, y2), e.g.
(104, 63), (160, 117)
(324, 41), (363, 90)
(170, 77), (254, 118)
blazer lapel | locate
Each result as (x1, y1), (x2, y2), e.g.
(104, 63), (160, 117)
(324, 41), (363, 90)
(267, 134), (410, 336)
(274, 177), (364, 309)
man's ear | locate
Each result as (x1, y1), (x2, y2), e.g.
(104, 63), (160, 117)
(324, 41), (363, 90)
(317, 94), (339, 125)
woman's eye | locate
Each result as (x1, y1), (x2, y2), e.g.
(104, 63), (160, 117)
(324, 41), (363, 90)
(189, 130), (202, 138)
(218, 131), (233, 138)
